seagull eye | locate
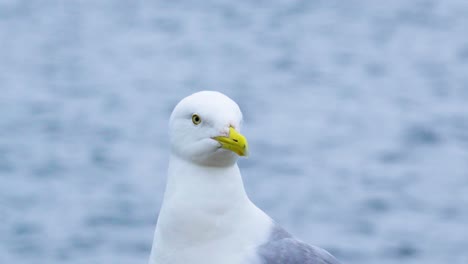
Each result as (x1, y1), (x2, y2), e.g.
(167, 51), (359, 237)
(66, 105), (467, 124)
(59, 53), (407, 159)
(192, 114), (202, 125)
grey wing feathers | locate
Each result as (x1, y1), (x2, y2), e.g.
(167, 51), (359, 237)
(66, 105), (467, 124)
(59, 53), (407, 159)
(257, 225), (341, 264)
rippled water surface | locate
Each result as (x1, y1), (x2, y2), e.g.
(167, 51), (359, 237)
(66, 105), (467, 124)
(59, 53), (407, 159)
(1, 1), (468, 264)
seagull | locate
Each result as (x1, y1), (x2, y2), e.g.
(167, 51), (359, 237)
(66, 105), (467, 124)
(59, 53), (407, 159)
(149, 91), (341, 264)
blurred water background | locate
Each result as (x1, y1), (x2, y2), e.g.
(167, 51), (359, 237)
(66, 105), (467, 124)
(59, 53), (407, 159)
(1, 0), (468, 263)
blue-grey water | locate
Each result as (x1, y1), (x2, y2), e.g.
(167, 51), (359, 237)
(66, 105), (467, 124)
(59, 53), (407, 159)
(1, 1), (468, 264)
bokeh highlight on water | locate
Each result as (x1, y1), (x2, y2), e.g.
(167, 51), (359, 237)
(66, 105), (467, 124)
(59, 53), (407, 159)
(1, 1), (468, 263)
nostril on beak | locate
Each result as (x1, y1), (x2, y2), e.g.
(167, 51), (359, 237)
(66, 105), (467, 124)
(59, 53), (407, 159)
(233, 139), (238, 142)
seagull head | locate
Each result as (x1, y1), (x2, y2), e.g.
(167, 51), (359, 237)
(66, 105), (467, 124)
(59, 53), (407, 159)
(169, 91), (248, 167)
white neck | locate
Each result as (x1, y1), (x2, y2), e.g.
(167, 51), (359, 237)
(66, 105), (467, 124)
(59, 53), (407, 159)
(165, 154), (250, 211)
(149, 155), (272, 264)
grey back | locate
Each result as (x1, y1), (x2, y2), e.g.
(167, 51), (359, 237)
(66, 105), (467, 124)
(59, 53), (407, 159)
(257, 224), (341, 264)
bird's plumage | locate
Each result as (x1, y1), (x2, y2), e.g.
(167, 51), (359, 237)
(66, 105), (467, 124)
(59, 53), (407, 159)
(257, 224), (340, 264)
(149, 91), (341, 264)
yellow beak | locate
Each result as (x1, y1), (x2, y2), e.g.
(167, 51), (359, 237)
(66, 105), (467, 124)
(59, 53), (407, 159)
(213, 127), (249, 156)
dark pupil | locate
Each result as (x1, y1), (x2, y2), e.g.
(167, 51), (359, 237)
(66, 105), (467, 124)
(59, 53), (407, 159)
(194, 116), (200, 122)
